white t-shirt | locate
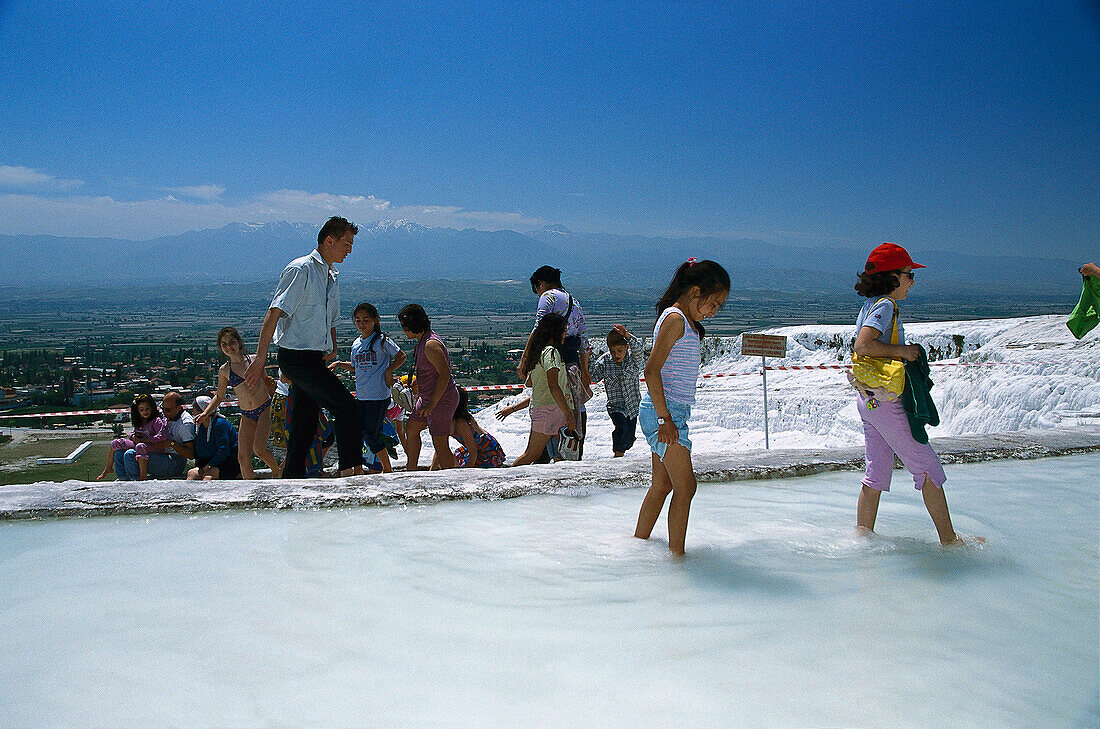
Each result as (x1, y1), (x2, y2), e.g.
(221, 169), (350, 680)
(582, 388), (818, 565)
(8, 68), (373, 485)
(856, 297), (905, 345)
(166, 411), (196, 455)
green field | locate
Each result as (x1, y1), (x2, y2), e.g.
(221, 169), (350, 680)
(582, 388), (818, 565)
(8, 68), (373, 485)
(0, 431), (110, 486)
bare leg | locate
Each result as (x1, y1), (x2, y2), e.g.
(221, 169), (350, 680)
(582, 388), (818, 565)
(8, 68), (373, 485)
(921, 476), (960, 545)
(635, 452), (673, 539)
(97, 448), (117, 480)
(857, 484), (882, 536)
(237, 415), (258, 479)
(338, 464), (365, 477)
(660, 444), (697, 555)
(511, 431), (555, 467)
(432, 434), (455, 469)
(137, 456), (149, 480)
(405, 420), (426, 470)
(394, 420), (407, 455)
(374, 448), (393, 473)
(252, 411), (281, 477)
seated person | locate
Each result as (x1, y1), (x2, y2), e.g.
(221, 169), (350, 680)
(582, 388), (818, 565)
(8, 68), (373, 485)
(187, 396), (242, 480)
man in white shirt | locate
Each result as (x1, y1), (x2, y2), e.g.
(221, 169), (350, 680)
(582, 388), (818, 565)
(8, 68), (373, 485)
(245, 217), (365, 478)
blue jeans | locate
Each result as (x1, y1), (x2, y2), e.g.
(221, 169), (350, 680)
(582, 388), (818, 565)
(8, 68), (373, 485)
(114, 449), (187, 480)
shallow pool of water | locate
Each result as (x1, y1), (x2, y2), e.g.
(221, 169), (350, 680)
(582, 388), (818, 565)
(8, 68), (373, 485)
(1, 454), (1096, 728)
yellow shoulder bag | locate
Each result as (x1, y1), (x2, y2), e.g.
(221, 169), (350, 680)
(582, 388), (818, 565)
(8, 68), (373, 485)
(851, 298), (906, 398)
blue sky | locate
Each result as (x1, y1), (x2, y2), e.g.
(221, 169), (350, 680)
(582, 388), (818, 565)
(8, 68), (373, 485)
(0, 0), (1096, 257)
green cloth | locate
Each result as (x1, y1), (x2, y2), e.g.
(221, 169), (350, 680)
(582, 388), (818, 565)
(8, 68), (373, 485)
(1067, 276), (1100, 340)
(902, 346), (939, 445)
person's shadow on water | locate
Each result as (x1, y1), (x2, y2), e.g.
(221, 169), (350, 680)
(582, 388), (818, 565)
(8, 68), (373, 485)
(677, 544), (808, 598)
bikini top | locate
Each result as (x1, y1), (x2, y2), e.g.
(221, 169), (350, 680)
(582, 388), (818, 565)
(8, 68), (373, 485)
(227, 355), (251, 387)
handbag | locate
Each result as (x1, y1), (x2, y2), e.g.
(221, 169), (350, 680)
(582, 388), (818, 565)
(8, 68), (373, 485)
(558, 427), (583, 461)
(851, 298), (906, 398)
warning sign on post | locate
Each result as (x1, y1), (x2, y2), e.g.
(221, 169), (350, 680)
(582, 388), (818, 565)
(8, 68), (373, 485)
(741, 333), (787, 358)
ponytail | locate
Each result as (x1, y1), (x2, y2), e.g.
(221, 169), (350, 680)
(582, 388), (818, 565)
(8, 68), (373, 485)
(655, 258), (730, 337)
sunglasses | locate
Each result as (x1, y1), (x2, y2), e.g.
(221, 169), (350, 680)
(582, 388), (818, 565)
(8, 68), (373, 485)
(903, 271), (915, 281)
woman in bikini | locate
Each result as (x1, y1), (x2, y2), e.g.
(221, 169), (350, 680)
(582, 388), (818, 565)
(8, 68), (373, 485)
(196, 327), (281, 479)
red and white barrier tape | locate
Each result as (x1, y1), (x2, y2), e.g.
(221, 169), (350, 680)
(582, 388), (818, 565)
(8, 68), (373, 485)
(0, 400), (241, 420)
(0, 361), (1042, 420)
(463, 383), (528, 392)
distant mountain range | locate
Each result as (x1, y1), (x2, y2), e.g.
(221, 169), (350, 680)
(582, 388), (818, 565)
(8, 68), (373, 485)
(0, 220), (1082, 294)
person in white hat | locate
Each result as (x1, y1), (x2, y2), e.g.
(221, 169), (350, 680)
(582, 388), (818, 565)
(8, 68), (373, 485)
(186, 396), (241, 480)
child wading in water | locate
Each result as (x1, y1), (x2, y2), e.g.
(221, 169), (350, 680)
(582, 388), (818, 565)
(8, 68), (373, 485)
(98, 393), (169, 481)
(330, 302), (406, 473)
(398, 304), (460, 471)
(589, 324), (644, 457)
(511, 313), (578, 466)
(635, 259), (730, 555)
(196, 327), (281, 479)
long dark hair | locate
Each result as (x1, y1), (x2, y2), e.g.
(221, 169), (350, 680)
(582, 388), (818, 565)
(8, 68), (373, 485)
(520, 313), (567, 376)
(216, 326), (245, 363)
(854, 270), (902, 298)
(130, 393), (161, 429)
(655, 259), (730, 338)
(452, 386), (475, 424)
(353, 301), (386, 349)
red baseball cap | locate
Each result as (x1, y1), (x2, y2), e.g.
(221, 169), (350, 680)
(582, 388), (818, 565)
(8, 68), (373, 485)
(864, 242), (926, 273)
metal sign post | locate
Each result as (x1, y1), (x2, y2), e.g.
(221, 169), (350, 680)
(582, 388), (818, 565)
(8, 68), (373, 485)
(741, 334), (788, 449)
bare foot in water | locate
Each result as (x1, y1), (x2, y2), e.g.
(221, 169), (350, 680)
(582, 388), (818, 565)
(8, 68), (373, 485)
(946, 533), (985, 546)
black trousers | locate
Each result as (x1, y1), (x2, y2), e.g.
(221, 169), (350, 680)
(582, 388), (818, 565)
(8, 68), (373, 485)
(609, 410), (637, 453)
(277, 348), (364, 477)
(357, 399), (390, 454)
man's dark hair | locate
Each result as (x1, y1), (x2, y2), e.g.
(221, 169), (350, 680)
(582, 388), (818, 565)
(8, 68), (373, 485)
(317, 216), (358, 247)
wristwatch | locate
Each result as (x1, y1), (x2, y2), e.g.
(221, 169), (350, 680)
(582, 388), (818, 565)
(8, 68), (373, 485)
(656, 416), (668, 425)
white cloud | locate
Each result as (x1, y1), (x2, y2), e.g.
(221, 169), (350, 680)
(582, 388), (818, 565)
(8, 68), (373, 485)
(0, 165), (83, 190)
(160, 184), (226, 200)
(0, 187), (544, 239)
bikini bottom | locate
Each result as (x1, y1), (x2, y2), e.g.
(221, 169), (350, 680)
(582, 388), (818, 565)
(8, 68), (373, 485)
(239, 398), (272, 422)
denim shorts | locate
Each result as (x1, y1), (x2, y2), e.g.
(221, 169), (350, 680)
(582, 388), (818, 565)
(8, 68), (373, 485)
(638, 396), (692, 461)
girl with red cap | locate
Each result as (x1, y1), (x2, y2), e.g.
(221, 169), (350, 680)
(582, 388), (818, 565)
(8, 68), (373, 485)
(851, 242), (978, 546)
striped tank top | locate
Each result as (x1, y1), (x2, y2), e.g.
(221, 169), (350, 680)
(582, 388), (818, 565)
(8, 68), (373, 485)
(654, 306), (700, 405)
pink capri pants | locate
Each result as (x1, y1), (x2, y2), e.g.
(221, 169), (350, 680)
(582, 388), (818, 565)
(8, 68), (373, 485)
(111, 438), (155, 459)
(857, 392), (946, 491)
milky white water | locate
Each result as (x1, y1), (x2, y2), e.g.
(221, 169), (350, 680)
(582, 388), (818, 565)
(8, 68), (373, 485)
(1, 453), (1095, 728)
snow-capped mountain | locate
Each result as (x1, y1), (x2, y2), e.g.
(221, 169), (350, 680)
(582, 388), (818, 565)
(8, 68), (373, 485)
(0, 220), (1084, 293)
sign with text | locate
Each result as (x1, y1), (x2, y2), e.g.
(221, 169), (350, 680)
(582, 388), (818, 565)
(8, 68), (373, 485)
(741, 333), (787, 359)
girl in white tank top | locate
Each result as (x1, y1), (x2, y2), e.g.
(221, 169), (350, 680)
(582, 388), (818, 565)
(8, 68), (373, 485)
(634, 259), (730, 556)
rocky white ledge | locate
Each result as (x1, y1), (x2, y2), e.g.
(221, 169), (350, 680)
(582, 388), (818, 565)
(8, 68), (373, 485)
(2, 426), (1097, 521)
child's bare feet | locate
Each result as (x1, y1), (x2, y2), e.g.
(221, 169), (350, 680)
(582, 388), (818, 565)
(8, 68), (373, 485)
(613, 452), (624, 458)
(945, 533), (985, 546)
(95, 470), (112, 481)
